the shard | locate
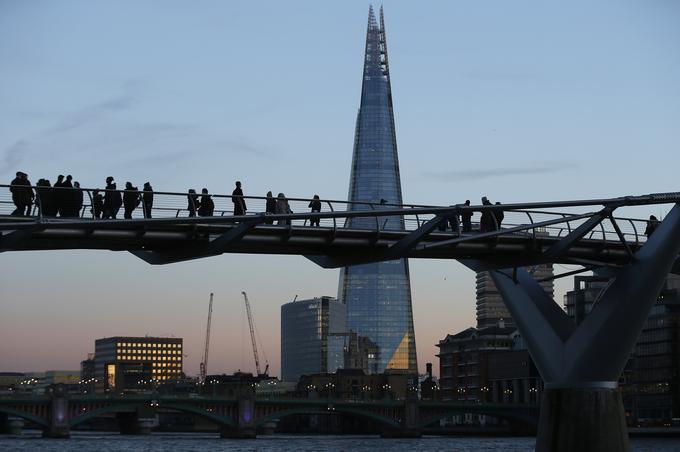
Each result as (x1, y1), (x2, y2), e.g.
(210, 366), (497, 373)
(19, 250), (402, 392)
(337, 6), (417, 374)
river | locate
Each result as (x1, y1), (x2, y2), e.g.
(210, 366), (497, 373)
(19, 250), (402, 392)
(2, 432), (680, 451)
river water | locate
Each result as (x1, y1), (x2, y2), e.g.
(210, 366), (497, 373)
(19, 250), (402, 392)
(2, 433), (680, 451)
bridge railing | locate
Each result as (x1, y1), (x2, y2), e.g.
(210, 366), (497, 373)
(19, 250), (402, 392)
(0, 184), (655, 246)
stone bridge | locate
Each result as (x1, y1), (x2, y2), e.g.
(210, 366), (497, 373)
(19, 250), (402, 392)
(0, 391), (538, 438)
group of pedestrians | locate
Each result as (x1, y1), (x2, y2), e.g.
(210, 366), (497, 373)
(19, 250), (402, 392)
(437, 197), (504, 233)
(10, 171), (85, 218)
(6, 174), (668, 240)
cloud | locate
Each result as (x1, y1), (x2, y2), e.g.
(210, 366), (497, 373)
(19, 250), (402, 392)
(44, 92), (137, 135)
(0, 80), (141, 173)
(425, 161), (579, 182)
(1, 140), (29, 174)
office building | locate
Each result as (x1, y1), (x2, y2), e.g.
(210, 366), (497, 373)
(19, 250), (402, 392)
(337, 5), (417, 375)
(281, 296), (346, 382)
(94, 336), (183, 392)
(565, 273), (680, 424)
(476, 265), (554, 328)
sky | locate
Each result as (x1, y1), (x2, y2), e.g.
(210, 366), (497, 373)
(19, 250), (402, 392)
(1, 0), (679, 378)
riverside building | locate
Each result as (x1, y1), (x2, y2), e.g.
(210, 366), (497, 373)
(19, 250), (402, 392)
(93, 336), (183, 392)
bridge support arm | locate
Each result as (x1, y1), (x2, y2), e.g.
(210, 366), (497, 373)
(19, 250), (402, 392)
(487, 203), (680, 452)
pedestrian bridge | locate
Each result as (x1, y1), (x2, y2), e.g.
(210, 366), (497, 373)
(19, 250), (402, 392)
(1, 184), (678, 276)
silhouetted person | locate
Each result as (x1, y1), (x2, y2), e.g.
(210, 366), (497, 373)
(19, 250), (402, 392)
(275, 192), (292, 225)
(232, 181), (247, 216)
(142, 182), (154, 218)
(91, 190), (104, 219)
(103, 176), (122, 219)
(123, 182), (140, 219)
(53, 175), (65, 216)
(187, 189), (199, 217)
(308, 195), (321, 226)
(73, 181), (83, 217)
(461, 200), (472, 233)
(61, 175), (75, 217)
(10, 171), (32, 216)
(480, 197), (496, 232)
(264, 191), (276, 224)
(198, 188), (214, 217)
(645, 215), (660, 238)
(494, 202), (504, 230)
(36, 179), (57, 217)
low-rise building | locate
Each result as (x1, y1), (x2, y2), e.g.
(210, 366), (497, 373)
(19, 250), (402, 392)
(93, 336), (183, 392)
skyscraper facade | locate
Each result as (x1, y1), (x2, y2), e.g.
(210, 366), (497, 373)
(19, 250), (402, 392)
(280, 296), (346, 382)
(337, 6), (417, 374)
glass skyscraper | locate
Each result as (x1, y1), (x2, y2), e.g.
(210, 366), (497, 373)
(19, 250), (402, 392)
(337, 6), (417, 374)
(280, 296), (346, 382)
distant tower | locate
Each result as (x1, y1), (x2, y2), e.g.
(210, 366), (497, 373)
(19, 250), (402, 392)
(476, 265), (554, 328)
(337, 6), (417, 374)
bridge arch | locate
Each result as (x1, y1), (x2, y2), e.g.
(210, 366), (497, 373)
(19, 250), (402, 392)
(0, 406), (50, 428)
(68, 402), (235, 429)
(254, 405), (402, 429)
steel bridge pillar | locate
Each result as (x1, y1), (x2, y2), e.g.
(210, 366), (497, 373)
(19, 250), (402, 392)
(220, 395), (256, 439)
(486, 203), (680, 452)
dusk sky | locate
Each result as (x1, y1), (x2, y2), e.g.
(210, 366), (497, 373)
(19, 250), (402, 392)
(1, 0), (679, 377)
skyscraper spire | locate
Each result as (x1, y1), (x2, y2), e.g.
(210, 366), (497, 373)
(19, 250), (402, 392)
(338, 6), (417, 375)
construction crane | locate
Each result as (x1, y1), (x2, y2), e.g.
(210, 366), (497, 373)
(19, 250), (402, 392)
(199, 293), (214, 383)
(242, 291), (269, 376)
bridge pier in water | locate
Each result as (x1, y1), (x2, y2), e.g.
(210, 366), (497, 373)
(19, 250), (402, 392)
(43, 386), (70, 438)
(380, 398), (422, 438)
(220, 396), (256, 439)
(117, 412), (155, 435)
(487, 203), (680, 452)
(0, 414), (24, 435)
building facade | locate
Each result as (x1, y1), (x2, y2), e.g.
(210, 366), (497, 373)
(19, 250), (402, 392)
(476, 265), (554, 328)
(564, 273), (680, 424)
(94, 336), (183, 392)
(436, 322), (518, 403)
(280, 296), (346, 382)
(337, 5), (417, 375)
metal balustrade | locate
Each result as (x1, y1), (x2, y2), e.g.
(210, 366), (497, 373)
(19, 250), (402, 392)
(0, 184), (661, 247)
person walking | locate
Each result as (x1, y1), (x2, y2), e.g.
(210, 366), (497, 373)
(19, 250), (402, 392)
(123, 182), (140, 219)
(198, 188), (214, 217)
(275, 192), (292, 225)
(264, 191), (276, 224)
(36, 179), (57, 217)
(308, 194), (322, 227)
(91, 190), (104, 219)
(645, 215), (660, 238)
(61, 175), (75, 217)
(480, 197), (495, 232)
(232, 181), (247, 216)
(187, 189), (200, 217)
(494, 202), (504, 230)
(460, 200), (473, 233)
(103, 176), (122, 219)
(53, 175), (65, 216)
(10, 171), (32, 216)
(142, 182), (154, 218)
(73, 181), (83, 217)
